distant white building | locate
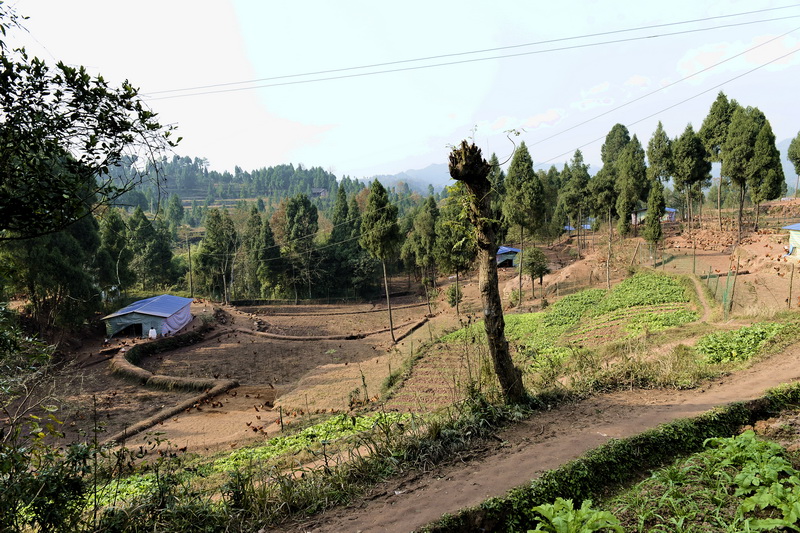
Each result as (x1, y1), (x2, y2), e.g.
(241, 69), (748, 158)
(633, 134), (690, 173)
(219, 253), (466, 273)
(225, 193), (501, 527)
(632, 207), (677, 225)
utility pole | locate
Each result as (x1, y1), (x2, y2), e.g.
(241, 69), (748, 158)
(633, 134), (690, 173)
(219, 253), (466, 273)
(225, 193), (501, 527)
(186, 234), (194, 298)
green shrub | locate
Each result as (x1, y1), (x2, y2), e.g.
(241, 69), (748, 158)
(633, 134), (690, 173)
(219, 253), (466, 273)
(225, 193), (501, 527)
(446, 284), (463, 308)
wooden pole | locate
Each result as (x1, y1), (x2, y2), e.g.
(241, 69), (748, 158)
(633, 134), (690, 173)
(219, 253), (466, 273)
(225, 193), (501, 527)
(728, 257), (740, 316)
(187, 235), (194, 298)
(629, 241), (641, 268)
(789, 263), (795, 310)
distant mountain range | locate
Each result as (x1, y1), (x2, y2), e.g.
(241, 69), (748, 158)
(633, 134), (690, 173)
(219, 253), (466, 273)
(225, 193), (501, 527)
(368, 163), (452, 193)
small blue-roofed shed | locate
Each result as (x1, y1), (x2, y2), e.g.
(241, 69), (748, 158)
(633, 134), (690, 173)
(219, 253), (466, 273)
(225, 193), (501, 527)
(782, 223), (800, 256)
(496, 246), (521, 267)
(103, 294), (193, 338)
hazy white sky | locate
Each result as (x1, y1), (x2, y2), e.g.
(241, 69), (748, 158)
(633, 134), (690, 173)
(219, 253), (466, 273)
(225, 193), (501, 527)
(9, 0), (800, 177)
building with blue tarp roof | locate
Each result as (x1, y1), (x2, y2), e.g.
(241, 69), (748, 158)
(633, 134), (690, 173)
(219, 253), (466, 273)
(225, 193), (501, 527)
(103, 294), (194, 338)
(496, 246), (521, 267)
(782, 223), (800, 257)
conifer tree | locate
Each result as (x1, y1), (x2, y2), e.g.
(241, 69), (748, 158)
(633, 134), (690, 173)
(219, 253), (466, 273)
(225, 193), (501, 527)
(789, 131), (800, 198)
(502, 141), (544, 303)
(699, 91), (737, 230)
(359, 180), (401, 342)
(643, 180), (666, 266)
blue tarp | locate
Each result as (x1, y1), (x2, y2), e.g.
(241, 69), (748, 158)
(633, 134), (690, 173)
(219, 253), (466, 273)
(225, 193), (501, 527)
(783, 223), (800, 231)
(103, 295), (194, 338)
(104, 294), (193, 319)
(497, 246), (521, 255)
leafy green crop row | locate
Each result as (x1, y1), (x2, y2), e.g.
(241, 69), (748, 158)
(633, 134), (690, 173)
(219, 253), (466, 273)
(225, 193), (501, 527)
(696, 323), (786, 364)
(609, 430), (800, 531)
(97, 412), (409, 505)
(588, 272), (690, 317)
(212, 412), (408, 472)
(624, 309), (699, 336)
(443, 272), (697, 363)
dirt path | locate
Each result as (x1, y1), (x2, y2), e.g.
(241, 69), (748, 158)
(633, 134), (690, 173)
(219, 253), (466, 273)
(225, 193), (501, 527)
(690, 273), (713, 323)
(284, 343), (800, 533)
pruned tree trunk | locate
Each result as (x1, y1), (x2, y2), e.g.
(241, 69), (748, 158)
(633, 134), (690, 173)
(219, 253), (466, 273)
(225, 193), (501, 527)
(754, 202), (761, 232)
(698, 192), (703, 229)
(382, 260), (396, 343)
(685, 190), (691, 231)
(423, 268), (433, 315)
(449, 141), (526, 405)
(737, 185), (746, 245)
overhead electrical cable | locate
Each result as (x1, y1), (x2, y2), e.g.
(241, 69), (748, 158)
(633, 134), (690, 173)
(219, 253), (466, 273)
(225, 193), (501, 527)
(146, 4), (798, 95)
(528, 25), (800, 150)
(535, 45), (800, 168)
(145, 12), (800, 101)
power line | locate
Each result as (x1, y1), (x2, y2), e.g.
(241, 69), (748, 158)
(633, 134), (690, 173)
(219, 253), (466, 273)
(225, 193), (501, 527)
(145, 13), (800, 101)
(145, 4), (800, 98)
(527, 25), (800, 151)
(535, 45), (800, 168)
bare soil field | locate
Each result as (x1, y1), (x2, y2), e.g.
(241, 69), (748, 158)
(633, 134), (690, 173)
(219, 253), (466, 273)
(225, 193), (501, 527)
(52, 292), (441, 453)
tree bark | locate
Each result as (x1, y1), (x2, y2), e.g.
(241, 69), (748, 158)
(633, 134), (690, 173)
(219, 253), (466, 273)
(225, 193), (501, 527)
(754, 201), (762, 232)
(737, 185), (745, 245)
(423, 269), (432, 315)
(449, 141), (526, 404)
(382, 260), (396, 343)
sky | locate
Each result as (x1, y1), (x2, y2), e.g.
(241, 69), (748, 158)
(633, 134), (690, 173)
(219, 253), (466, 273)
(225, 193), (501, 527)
(8, 0), (800, 178)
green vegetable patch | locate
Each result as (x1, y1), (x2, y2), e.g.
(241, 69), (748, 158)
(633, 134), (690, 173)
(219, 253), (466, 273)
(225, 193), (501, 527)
(696, 323), (787, 364)
(97, 412), (409, 506)
(445, 272), (697, 357)
(608, 430), (800, 532)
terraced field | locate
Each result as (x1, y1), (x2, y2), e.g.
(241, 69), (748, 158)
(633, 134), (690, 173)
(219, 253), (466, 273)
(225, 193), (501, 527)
(387, 272), (702, 411)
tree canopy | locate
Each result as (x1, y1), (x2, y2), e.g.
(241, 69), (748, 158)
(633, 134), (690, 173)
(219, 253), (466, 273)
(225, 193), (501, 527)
(0, 4), (178, 240)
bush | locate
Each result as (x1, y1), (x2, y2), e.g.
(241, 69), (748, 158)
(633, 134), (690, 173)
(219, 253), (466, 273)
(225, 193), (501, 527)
(510, 289), (523, 308)
(446, 284), (463, 308)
